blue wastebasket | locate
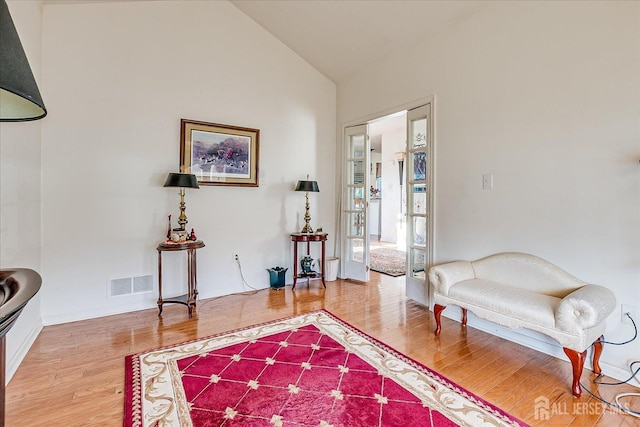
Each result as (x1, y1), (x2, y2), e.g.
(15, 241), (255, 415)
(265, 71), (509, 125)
(267, 267), (288, 289)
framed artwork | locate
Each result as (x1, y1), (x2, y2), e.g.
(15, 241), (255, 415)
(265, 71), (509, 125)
(180, 119), (260, 187)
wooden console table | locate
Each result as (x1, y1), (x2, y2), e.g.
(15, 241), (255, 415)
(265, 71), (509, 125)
(291, 232), (327, 289)
(157, 240), (205, 318)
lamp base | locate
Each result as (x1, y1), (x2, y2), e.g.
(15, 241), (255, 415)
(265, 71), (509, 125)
(300, 224), (314, 234)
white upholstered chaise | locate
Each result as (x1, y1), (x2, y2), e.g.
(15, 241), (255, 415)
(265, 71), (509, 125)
(428, 252), (617, 397)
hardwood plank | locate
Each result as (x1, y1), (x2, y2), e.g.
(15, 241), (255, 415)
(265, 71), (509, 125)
(5, 273), (637, 426)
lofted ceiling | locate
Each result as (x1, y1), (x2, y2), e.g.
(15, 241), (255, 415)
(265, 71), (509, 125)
(230, 0), (486, 83)
(39, 0), (486, 146)
(41, 0), (487, 84)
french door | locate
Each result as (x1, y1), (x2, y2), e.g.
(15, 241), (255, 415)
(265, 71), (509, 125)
(405, 104), (433, 303)
(342, 124), (370, 282)
(340, 101), (433, 301)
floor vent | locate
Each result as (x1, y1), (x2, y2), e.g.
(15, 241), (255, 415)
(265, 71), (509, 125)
(110, 275), (153, 296)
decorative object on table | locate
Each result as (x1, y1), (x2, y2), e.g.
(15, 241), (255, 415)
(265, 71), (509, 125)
(166, 215), (172, 240)
(163, 172), (199, 231)
(180, 119), (260, 187)
(369, 185), (380, 197)
(170, 230), (188, 243)
(0, 0), (47, 122)
(267, 266), (288, 289)
(300, 255), (314, 276)
(124, 310), (527, 427)
(294, 176), (319, 233)
(189, 228), (197, 241)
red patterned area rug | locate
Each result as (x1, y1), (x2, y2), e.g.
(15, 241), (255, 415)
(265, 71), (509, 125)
(124, 310), (528, 427)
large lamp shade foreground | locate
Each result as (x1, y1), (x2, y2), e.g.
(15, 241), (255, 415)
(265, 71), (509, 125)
(295, 179), (319, 233)
(0, 0), (47, 121)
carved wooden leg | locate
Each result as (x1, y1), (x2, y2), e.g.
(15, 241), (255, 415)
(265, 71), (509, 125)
(563, 347), (587, 397)
(434, 304), (446, 336)
(462, 308), (467, 326)
(592, 335), (604, 375)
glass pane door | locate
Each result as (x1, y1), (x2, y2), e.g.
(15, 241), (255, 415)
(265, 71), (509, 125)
(343, 124), (369, 282)
(405, 104), (432, 303)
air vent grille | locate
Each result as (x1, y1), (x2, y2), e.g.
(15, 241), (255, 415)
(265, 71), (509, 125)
(133, 275), (153, 293)
(110, 275), (153, 297)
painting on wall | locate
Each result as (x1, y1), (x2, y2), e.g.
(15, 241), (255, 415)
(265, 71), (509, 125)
(180, 119), (260, 187)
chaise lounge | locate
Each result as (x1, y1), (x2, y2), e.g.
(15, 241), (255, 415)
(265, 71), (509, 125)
(428, 252), (617, 397)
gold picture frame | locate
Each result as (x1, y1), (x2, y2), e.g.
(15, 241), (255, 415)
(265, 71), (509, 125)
(180, 119), (260, 187)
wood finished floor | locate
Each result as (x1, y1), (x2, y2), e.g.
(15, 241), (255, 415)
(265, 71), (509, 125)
(5, 273), (639, 426)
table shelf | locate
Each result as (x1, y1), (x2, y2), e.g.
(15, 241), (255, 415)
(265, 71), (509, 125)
(156, 240), (205, 318)
(291, 233), (327, 290)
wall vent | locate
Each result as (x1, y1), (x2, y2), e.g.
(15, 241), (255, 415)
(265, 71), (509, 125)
(111, 278), (133, 296)
(110, 275), (153, 297)
(133, 275), (153, 293)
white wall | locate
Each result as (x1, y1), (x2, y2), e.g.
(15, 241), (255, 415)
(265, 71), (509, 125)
(338, 1), (639, 383)
(379, 128), (405, 243)
(39, 1), (336, 324)
(1, 0), (45, 382)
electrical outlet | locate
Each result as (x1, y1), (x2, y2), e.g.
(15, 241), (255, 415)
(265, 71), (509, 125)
(234, 254), (239, 261)
(621, 304), (639, 325)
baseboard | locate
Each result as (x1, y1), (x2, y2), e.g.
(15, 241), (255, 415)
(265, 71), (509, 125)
(42, 300), (157, 325)
(41, 287), (269, 325)
(6, 320), (43, 383)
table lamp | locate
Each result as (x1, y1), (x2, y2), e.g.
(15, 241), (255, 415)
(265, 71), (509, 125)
(163, 172), (199, 230)
(295, 177), (319, 233)
(0, 0), (47, 121)
(0, 2), (47, 424)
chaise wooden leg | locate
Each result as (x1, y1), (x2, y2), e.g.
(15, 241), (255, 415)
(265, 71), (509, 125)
(563, 347), (587, 397)
(462, 308), (467, 326)
(434, 304), (446, 336)
(592, 335), (604, 375)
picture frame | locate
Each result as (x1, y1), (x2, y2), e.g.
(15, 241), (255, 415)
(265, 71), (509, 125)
(180, 119), (260, 187)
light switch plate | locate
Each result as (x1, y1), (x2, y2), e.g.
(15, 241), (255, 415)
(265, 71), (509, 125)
(482, 173), (493, 190)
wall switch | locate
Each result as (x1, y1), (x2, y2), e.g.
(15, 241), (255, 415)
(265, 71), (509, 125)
(482, 173), (493, 190)
(621, 305), (639, 325)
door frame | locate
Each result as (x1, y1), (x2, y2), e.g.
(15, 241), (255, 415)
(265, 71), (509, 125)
(338, 95), (436, 307)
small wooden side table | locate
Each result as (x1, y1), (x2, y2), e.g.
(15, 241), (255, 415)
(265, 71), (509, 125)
(291, 232), (327, 289)
(157, 240), (205, 318)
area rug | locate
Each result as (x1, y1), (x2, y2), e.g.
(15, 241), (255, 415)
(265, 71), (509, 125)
(369, 247), (406, 277)
(124, 310), (528, 427)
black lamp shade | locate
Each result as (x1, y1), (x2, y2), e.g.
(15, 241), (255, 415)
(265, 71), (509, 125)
(0, 0), (47, 122)
(163, 173), (199, 189)
(295, 180), (319, 192)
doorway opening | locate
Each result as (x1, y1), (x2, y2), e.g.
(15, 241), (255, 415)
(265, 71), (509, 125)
(341, 99), (433, 303)
(368, 111), (408, 277)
